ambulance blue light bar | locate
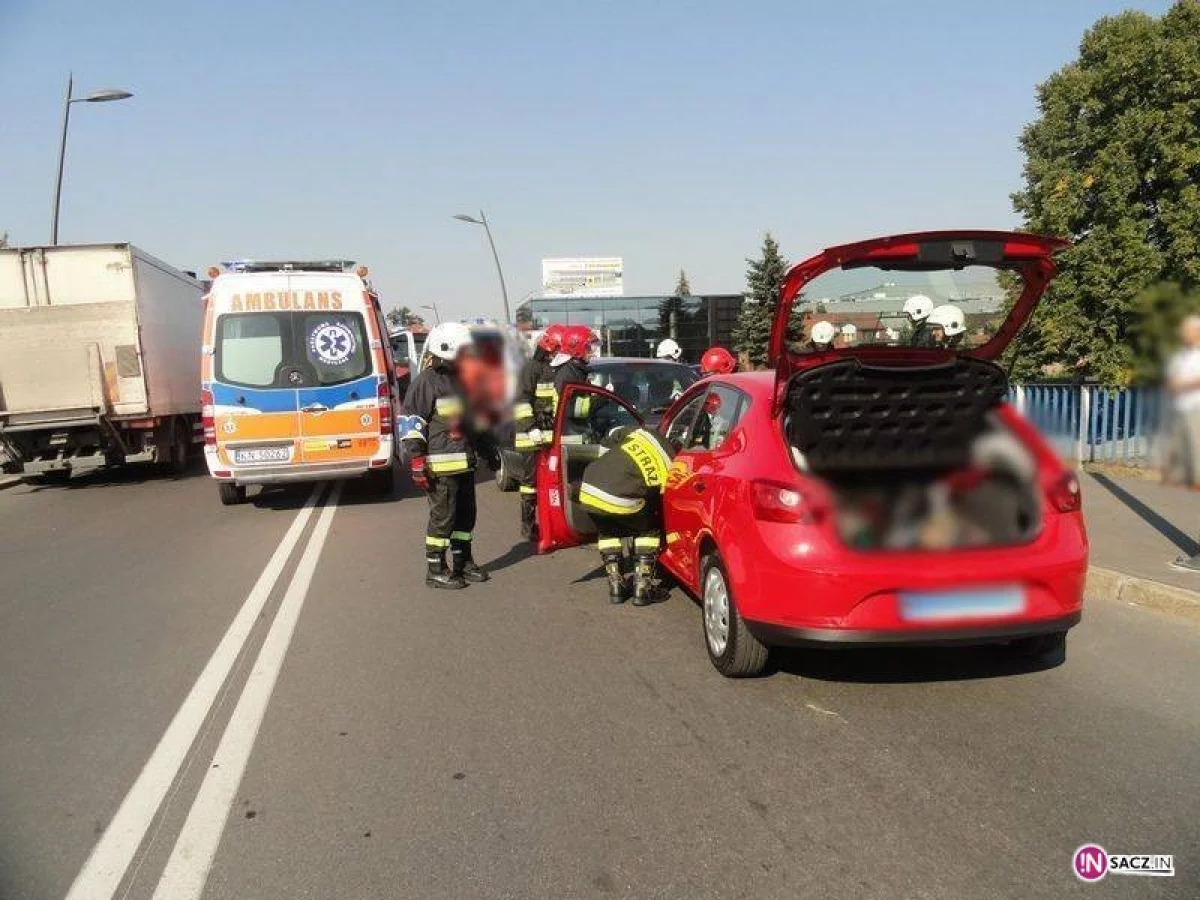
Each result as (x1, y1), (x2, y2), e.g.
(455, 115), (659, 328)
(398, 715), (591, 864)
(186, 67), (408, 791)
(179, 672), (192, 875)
(221, 259), (358, 274)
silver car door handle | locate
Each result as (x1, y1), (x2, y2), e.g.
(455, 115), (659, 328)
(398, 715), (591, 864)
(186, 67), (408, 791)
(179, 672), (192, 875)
(301, 403), (328, 414)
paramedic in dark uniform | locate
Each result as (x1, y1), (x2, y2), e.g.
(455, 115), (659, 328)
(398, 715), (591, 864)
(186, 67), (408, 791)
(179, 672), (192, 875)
(579, 425), (676, 605)
(400, 322), (497, 590)
(513, 324), (566, 538)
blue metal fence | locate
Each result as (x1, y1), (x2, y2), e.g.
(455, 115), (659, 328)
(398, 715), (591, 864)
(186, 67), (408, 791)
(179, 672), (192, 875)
(1008, 384), (1166, 464)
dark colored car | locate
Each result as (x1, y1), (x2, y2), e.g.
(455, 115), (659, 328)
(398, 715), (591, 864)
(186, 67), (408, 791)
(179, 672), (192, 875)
(494, 357), (698, 491)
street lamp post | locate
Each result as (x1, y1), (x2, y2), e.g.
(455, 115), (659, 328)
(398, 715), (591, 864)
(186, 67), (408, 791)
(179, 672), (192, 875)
(453, 210), (511, 325)
(421, 303), (442, 324)
(51, 73), (133, 244)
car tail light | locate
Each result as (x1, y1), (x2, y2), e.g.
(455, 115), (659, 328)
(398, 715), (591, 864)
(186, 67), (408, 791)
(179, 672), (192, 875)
(1048, 472), (1082, 513)
(377, 380), (393, 435)
(201, 388), (215, 446)
(751, 480), (825, 524)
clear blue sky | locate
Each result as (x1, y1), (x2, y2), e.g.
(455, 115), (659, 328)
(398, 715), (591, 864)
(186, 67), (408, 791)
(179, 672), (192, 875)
(1, 0), (1173, 320)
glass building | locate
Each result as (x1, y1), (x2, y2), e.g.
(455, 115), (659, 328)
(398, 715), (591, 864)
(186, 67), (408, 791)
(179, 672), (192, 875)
(515, 294), (744, 363)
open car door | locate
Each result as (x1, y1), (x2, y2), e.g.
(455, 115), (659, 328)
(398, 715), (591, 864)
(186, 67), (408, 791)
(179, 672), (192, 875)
(534, 383), (644, 554)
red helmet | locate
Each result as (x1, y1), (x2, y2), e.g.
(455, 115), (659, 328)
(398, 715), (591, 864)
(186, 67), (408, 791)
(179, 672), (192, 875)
(538, 323), (568, 354)
(700, 346), (736, 375)
(560, 325), (599, 361)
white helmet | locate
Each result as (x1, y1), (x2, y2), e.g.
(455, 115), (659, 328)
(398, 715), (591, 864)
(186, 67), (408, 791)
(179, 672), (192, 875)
(425, 322), (473, 361)
(810, 321), (836, 345)
(903, 294), (934, 322)
(656, 338), (682, 361)
(840, 323), (857, 337)
(926, 304), (966, 337)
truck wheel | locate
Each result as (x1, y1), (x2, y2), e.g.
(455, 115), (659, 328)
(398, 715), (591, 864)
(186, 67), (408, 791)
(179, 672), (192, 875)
(218, 482), (246, 506)
(701, 552), (769, 677)
(161, 419), (190, 477)
(494, 451), (519, 492)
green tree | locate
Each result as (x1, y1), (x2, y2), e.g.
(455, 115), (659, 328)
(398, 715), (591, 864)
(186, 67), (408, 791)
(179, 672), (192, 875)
(674, 269), (691, 297)
(732, 232), (790, 369)
(657, 268), (694, 341)
(385, 305), (422, 330)
(1007, 0), (1200, 386)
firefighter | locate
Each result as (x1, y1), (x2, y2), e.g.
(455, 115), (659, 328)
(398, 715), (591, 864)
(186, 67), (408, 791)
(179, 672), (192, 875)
(513, 324), (567, 538)
(700, 346), (737, 376)
(400, 322), (497, 590)
(904, 294), (935, 347)
(656, 338), (682, 361)
(552, 324), (599, 405)
(926, 304), (966, 349)
(579, 425), (676, 605)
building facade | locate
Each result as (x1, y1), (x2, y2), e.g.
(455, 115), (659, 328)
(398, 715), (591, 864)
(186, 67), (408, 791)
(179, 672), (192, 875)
(515, 294), (744, 362)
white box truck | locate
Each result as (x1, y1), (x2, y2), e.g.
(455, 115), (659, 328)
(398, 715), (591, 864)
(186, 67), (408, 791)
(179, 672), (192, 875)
(0, 243), (204, 480)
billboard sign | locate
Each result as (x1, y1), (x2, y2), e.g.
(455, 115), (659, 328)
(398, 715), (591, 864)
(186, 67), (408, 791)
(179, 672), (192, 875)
(541, 257), (623, 297)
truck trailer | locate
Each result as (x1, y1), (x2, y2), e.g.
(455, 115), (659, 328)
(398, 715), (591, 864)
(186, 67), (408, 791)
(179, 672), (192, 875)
(0, 243), (204, 480)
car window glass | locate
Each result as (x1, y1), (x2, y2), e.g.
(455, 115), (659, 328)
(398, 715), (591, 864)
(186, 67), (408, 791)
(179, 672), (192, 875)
(663, 394), (705, 449)
(689, 385), (747, 451)
(300, 313), (370, 385)
(561, 390), (639, 445)
(216, 314), (284, 387)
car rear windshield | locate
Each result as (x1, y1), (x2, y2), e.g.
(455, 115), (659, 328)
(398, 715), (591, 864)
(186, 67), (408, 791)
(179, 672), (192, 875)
(589, 362), (698, 417)
(216, 312), (370, 388)
(791, 264), (1009, 352)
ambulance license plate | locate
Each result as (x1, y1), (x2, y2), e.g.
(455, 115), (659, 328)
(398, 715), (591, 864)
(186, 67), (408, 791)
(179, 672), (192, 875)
(899, 586), (1025, 622)
(233, 446), (291, 464)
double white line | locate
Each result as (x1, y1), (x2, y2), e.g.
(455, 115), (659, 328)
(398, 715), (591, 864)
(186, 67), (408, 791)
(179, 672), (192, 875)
(66, 481), (342, 900)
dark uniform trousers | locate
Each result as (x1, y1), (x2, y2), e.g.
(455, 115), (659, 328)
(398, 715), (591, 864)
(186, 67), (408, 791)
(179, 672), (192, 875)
(426, 472), (478, 563)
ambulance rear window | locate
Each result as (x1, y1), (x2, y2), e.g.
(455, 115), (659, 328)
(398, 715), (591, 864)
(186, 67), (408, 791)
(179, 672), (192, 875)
(215, 312), (370, 388)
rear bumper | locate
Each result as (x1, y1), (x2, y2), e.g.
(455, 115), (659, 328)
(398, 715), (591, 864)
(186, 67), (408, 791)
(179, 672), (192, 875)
(209, 459), (376, 485)
(747, 611), (1081, 648)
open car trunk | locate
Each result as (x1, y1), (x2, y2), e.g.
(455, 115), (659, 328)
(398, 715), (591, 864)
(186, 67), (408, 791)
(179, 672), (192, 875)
(784, 357), (1042, 550)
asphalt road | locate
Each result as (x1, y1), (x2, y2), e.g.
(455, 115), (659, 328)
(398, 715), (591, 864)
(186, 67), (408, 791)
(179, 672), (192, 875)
(1, 463), (1196, 900)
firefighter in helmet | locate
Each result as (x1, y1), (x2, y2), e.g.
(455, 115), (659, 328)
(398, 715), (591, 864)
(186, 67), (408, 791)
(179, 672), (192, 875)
(400, 322), (499, 590)
(512, 324), (567, 538)
(700, 346), (737, 376)
(578, 425), (676, 605)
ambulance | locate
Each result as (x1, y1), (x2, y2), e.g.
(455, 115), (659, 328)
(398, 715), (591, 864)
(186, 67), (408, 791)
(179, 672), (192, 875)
(200, 260), (398, 505)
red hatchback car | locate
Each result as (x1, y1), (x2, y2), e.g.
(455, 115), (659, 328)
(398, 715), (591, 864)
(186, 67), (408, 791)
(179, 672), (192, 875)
(536, 230), (1087, 676)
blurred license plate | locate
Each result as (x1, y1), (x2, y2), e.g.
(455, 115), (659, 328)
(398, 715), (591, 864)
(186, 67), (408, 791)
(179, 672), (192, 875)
(233, 447), (290, 464)
(900, 586), (1025, 622)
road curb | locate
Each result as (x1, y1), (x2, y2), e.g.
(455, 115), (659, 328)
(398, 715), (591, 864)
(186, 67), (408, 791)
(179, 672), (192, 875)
(1087, 565), (1200, 619)
(0, 474), (23, 491)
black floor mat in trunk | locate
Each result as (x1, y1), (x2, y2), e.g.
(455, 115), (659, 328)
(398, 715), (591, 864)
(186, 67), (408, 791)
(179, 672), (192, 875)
(785, 357), (1009, 474)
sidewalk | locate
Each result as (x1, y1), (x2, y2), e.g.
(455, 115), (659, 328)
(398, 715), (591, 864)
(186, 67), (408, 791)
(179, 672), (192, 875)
(1081, 469), (1200, 613)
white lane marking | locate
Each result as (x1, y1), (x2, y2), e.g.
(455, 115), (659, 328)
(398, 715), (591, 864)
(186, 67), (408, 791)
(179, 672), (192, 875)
(65, 483), (325, 900)
(151, 483), (343, 899)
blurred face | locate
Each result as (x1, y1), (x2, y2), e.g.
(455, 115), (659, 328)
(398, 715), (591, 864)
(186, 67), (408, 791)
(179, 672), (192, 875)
(1182, 316), (1200, 348)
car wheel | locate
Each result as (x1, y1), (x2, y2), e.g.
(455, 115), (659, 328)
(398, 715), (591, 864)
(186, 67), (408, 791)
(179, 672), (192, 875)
(218, 482), (246, 506)
(494, 451), (519, 492)
(701, 552), (769, 678)
(365, 463), (395, 497)
(1009, 630), (1067, 661)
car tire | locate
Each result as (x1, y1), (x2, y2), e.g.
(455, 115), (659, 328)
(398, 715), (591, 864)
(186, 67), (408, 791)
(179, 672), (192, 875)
(218, 482), (247, 506)
(1009, 630), (1067, 661)
(365, 463), (395, 497)
(701, 552), (769, 678)
(494, 451), (519, 492)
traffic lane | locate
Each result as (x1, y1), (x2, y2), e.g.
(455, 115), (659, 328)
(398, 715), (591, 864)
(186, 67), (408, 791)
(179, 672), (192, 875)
(202, 477), (806, 900)
(0, 466), (315, 900)
(204, 478), (1197, 900)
